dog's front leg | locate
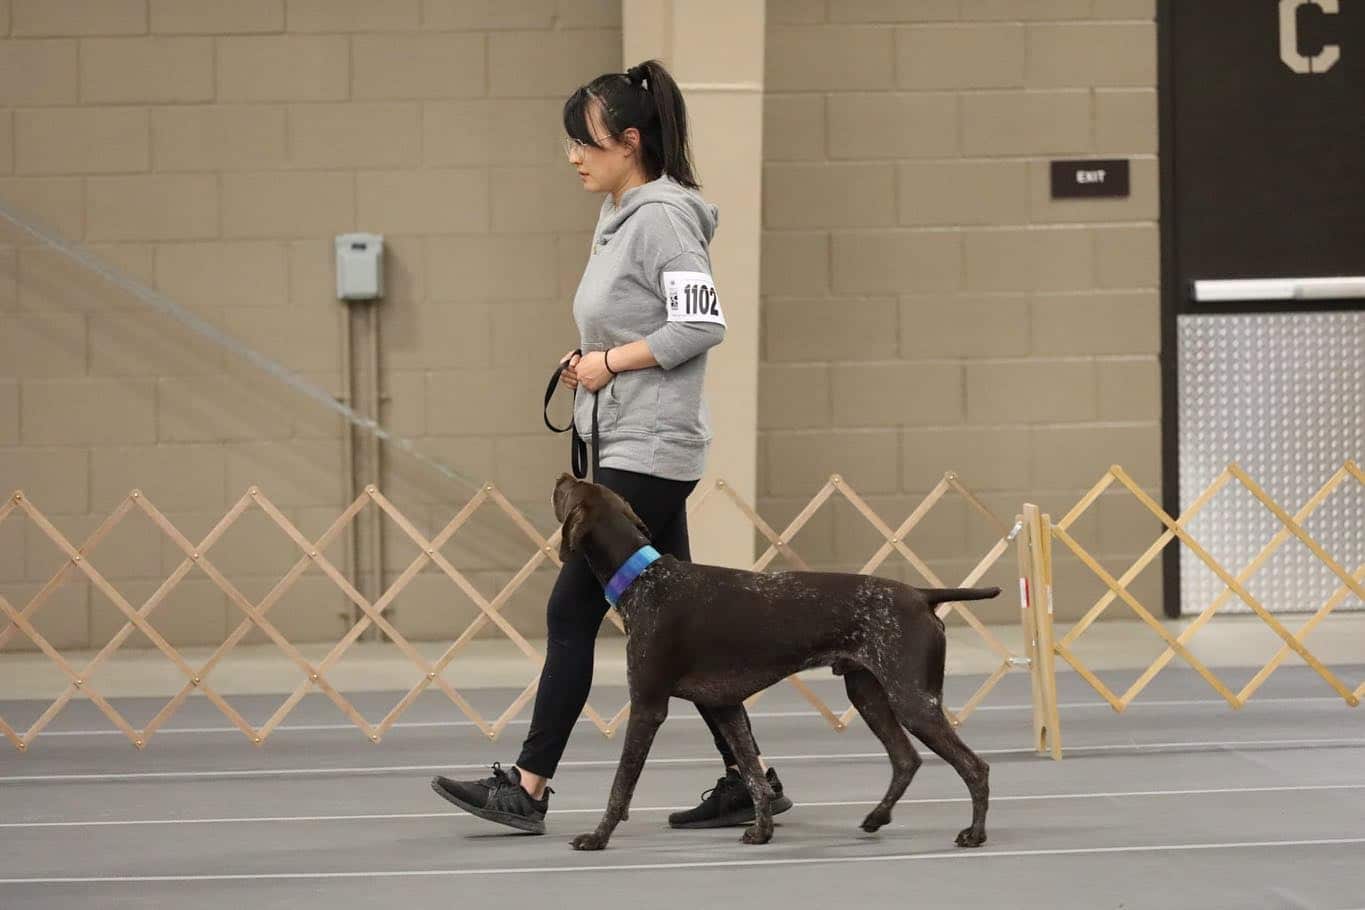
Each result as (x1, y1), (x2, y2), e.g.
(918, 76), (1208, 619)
(707, 704), (776, 845)
(570, 701), (667, 851)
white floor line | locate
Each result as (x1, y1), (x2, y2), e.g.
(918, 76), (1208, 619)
(4, 782), (1364, 830)
(4, 736), (1365, 785)
(15, 695), (1353, 738)
(6, 837), (1365, 884)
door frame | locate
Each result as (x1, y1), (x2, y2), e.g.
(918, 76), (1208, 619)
(1158, 0), (1181, 617)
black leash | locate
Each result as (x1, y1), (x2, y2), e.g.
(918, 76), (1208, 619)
(543, 350), (599, 481)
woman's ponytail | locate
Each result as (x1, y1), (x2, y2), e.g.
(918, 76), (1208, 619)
(627, 60), (698, 190)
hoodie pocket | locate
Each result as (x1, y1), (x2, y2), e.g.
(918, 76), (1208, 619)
(600, 367), (661, 436)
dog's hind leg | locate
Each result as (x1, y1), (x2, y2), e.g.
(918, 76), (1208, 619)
(570, 699), (668, 851)
(843, 667), (922, 833)
(706, 703), (776, 845)
(891, 697), (989, 848)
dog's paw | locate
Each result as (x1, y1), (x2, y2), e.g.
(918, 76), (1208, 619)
(570, 832), (608, 851)
(860, 808), (892, 833)
(741, 825), (773, 845)
(955, 826), (986, 848)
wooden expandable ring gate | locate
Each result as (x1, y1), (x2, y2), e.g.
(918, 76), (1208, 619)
(1020, 460), (1364, 755)
(1, 471), (1055, 754)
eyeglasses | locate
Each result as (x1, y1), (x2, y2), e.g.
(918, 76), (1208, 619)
(563, 132), (617, 158)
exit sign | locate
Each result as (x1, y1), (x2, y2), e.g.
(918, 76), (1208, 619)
(1050, 159), (1130, 198)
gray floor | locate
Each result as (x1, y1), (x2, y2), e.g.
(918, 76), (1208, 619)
(3, 667), (1365, 910)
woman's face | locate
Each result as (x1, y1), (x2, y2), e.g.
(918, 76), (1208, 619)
(566, 99), (639, 196)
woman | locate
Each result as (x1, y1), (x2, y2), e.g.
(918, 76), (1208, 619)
(431, 59), (791, 835)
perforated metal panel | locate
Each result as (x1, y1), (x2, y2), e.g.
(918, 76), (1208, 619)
(1177, 312), (1365, 615)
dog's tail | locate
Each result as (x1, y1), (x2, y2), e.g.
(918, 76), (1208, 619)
(921, 586), (1001, 605)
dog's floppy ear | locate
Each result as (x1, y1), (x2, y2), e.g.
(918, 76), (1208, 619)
(558, 498), (587, 562)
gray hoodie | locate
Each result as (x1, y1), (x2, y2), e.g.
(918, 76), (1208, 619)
(571, 175), (726, 482)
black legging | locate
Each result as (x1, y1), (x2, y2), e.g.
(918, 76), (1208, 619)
(516, 466), (760, 779)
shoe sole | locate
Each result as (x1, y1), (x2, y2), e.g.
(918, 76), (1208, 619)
(668, 795), (794, 829)
(430, 778), (546, 835)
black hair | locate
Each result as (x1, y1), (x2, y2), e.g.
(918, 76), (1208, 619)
(562, 59), (699, 190)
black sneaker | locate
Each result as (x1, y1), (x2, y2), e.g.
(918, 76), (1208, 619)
(668, 767), (794, 829)
(430, 762), (552, 834)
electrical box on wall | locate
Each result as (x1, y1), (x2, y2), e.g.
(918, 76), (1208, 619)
(334, 233), (385, 300)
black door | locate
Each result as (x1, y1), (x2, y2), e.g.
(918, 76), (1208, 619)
(1160, 0), (1365, 616)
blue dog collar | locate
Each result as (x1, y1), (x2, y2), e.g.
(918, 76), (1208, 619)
(604, 545), (661, 606)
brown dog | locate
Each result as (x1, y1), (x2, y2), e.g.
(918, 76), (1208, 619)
(553, 472), (996, 851)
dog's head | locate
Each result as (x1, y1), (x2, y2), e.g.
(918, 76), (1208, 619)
(553, 473), (650, 562)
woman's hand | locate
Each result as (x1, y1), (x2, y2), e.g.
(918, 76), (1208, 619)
(558, 351), (581, 390)
(576, 350), (614, 393)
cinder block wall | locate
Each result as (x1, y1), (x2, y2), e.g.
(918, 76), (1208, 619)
(0, 0), (622, 652)
(1, 0), (1165, 652)
(757, 0), (1161, 622)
